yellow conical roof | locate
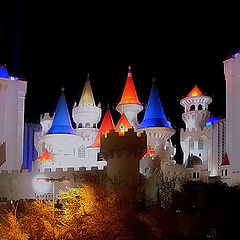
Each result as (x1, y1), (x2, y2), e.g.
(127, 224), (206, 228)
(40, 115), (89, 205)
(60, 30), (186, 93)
(79, 74), (96, 106)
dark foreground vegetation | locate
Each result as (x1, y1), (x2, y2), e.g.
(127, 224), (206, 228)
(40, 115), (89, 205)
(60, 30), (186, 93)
(0, 181), (239, 240)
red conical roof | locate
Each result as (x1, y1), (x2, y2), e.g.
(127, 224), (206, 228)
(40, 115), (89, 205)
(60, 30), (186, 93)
(221, 153), (230, 165)
(115, 113), (132, 136)
(89, 108), (115, 147)
(187, 85), (204, 97)
(118, 66), (141, 105)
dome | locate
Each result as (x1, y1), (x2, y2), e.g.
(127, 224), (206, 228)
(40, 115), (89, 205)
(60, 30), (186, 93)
(190, 155), (202, 165)
(206, 116), (220, 126)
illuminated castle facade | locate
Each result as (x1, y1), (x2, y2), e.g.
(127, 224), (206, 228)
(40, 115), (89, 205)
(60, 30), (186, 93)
(0, 56), (240, 200)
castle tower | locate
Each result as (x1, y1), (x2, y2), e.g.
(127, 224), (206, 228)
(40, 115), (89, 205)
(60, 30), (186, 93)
(0, 66), (27, 171)
(180, 85), (212, 169)
(180, 85), (212, 131)
(138, 81), (175, 151)
(100, 128), (147, 189)
(72, 74), (101, 129)
(223, 54), (240, 172)
(220, 153), (231, 185)
(116, 66), (143, 129)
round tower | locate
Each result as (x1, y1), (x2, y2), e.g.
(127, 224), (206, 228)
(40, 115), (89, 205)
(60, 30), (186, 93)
(180, 85), (212, 131)
(72, 74), (101, 130)
(100, 128), (147, 189)
(138, 81), (175, 152)
(116, 66), (143, 129)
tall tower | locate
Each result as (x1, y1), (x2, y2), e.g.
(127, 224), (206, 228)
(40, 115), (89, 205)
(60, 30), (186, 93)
(116, 66), (143, 128)
(138, 81), (175, 151)
(0, 66), (27, 171)
(180, 85), (212, 168)
(224, 53), (240, 172)
(180, 85), (212, 131)
(72, 74), (101, 129)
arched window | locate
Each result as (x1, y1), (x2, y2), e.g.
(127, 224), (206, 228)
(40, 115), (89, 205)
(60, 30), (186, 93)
(78, 145), (86, 158)
(198, 104), (203, 110)
(225, 169), (228, 176)
(197, 172), (200, 178)
(93, 123), (96, 128)
(85, 122), (90, 128)
(190, 105), (195, 111)
(78, 123), (82, 128)
(198, 137), (203, 150)
(193, 172), (196, 178)
(189, 138), (194, 150)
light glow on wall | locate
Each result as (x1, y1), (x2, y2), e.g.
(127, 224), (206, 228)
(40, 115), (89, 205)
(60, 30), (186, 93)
(115, 113), (131, 136)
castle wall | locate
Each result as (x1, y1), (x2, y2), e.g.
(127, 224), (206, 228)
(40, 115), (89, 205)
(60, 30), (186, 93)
(0, 166), (106, 201)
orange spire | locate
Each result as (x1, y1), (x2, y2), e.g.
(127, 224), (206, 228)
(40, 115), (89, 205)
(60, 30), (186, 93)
(37, 149), (52, 164)
(118, 66), (141, 105)
(89, 108), (115, 147)
(187, 85), (204, 97)
(115, 113), (132, 136)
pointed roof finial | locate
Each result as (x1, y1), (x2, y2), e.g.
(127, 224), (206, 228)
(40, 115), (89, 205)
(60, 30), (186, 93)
(61, 86), (65, 95)
(87, 73), (90, 81)
(128, 65), (132, 77)
(152, 77), (156, 85)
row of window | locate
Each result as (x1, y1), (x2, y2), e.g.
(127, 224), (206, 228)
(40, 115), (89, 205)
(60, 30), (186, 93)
(189, 104), (204, 111)
(78, 123), (97, 128)
(189, 137), (204, 150)
(192, 172), (200, 178)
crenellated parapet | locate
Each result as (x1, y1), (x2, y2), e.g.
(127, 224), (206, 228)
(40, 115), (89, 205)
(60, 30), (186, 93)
(180, 126), (212, 141)
(0, 166), (107, 201)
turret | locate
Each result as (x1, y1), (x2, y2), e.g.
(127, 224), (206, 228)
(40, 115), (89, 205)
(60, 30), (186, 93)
(180, 85), (212, 131)
(116, 66), (143, 129)
(72, 74), (101, 129)
(220, 153), (231, 185)
(100, 128), (147, 189)
(138, 80), (175, 151)
(40, 113), (52, 134)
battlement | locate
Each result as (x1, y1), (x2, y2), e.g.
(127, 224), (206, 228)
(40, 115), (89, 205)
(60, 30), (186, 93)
(0, 166), (107, 175)
(100, 128), (147, 160)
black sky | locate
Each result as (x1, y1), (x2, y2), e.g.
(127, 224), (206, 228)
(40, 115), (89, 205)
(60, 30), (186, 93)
(1, 2), (240, 157)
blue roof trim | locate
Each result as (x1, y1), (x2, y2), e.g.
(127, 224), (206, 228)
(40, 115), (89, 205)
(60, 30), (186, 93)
(206, 116), (220, 126)
(47, 94), (75, 135)
(138, 84), (171, 129)
(0, 66), (9, 78)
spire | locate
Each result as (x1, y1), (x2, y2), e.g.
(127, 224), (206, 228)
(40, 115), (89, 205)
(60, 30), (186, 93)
(187, 85), (204, 97)
(89, 108), (115, 147)
(118, 66), (141, 105)
(47, 91), (75, 135)
(221, 153), (230, 165)
(138, 81), (171, 129)
(115, 113), (132, 136)
(0, 65), (9, 78)
(79, 74), (96, 106)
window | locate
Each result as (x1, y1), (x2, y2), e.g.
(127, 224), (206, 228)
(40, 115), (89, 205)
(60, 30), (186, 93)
(93, 123), (96, 128)
(190, 105), (195, 111)
(78, 123), (82, 128)
(198, 137), (203, 150)
(225, 169), (228, 176)
(222, 169), (224, 176)
(198, 104), (203, 110)
(85, 122), (90, 128)
(189, 138), (194, 150)
(197, 172), (200, 178)
(193, 172), (196, 178)
(78, 145), (86, 158)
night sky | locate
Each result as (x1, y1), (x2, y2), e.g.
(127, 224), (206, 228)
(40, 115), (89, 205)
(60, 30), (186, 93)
(1, 2), (240, 161)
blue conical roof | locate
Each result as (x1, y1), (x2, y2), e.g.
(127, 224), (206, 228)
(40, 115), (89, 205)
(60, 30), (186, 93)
(0, 66), (9, 78)
(138, 83), (171, 129)
(47, 92), (75, 135)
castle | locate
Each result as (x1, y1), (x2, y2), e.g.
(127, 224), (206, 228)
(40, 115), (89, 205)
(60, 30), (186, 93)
(1, 54), (240, 201)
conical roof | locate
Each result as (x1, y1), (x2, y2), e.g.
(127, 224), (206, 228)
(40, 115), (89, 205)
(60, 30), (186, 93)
(0, 65), (9, 78)
(115, 113), (132, 136)
(47, 90), (75, 135)
(138, 82), (171, 129)
(221, 153), (230, 165)
(89, 108), (115, 147)
(118, 66), (141, 105)
(187, 85), (204, 97)
(79, 74), (96, 106)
